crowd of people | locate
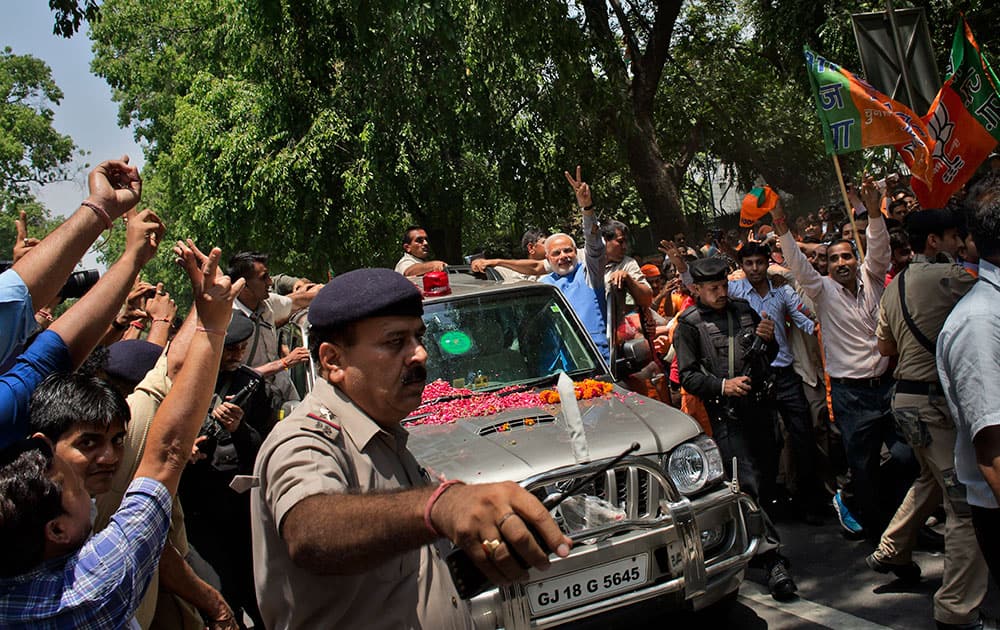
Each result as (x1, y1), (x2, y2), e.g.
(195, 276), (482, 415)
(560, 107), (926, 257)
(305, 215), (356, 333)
(0, 154), (998, 630)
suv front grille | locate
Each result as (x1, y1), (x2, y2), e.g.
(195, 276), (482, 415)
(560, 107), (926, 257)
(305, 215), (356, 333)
(532, 460), (671, 523)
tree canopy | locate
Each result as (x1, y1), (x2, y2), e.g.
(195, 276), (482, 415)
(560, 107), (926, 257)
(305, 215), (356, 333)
(52, 0), (997, 285)
(0, 47), (79, 253)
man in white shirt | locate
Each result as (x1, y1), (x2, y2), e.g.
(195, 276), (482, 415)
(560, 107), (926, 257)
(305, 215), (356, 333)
(773, 186), (911, 540)
(939, 173), (1000, 592)
(395, 227), (447, 277)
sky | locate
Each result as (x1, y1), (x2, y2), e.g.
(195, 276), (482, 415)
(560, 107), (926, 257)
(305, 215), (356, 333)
(2, 1), (145, 269)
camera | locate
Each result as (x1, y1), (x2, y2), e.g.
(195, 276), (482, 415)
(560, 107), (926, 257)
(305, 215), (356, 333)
(59, 269), (100, 300)
(0, 261), (100, 300)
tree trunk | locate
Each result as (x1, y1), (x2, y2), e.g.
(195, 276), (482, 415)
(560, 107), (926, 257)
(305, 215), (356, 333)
(579, 0), (689, 240)
(620, 114), (688, 239)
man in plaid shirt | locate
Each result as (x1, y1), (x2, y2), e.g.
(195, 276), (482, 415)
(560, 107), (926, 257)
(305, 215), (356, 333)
(0, 241), (243, 629)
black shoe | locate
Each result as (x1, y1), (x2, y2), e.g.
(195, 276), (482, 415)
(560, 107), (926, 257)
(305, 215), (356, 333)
(866, 551), (921, 584)
(767, 560), (798, 601)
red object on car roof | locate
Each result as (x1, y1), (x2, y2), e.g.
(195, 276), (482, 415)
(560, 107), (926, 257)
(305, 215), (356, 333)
(422, 271), (451, 297)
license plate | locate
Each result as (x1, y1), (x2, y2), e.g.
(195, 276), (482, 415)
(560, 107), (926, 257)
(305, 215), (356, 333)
(526, 553), (649, 616)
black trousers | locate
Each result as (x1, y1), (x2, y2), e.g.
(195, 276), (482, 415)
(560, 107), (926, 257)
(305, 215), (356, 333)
(771, 366), (824, 507)
(708, 403), (782, 553)
(971, 505), (1000, 583)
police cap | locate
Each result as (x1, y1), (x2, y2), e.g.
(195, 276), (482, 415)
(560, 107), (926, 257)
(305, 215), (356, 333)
(105, 340), (162, 387)
(308, 268), (423, 329)
(225, 311), (255, 347)
(903, 208), (959, 253)
(689, 257), (729, 283)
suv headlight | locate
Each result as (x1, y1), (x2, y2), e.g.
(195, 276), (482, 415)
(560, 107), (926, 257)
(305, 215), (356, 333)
(665, 435), (725, 495)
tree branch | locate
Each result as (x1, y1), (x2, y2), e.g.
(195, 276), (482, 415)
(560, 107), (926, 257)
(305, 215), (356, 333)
(634, 0), (683, 113)
(608, 0), (641, 77)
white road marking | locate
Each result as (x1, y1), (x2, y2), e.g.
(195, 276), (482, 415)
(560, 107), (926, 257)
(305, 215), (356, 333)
(740, 581), (895, 630)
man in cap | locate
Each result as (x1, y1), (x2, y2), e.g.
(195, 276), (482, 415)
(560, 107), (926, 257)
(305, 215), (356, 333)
(396, 226), (448, 277)
(871, 208), (985, 628)
(671, 240), (826, 523)
(672, 257), (798, 600)
(250, 267), (571, 630)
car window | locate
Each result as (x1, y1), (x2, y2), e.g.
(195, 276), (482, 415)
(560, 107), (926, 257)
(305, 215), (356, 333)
(422, 291), (601, 389)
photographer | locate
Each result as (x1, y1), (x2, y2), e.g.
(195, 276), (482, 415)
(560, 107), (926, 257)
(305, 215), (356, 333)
(672, 257), (797, 601)
(179, 311), (271, 629)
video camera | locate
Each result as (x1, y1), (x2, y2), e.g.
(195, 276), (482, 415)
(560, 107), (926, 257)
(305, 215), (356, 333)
(0, 261), (100, 301)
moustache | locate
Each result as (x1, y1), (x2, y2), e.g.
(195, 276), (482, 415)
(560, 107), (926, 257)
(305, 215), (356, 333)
(401, 365), (427, 386)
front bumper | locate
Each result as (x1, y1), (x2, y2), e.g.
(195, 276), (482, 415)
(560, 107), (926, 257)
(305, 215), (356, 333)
(467, 458), (762, 629)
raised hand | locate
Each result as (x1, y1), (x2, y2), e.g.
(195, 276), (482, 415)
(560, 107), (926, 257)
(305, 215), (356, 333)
(658, 240), (680, 261)
(145, 283), (177, 322)
(86, 156), (143, 220)
(124, 209), (166, 266)
(175, 241), (245, 331)
(13, 210), (40, 262)
(658, 240), (688, 273)
(563, 165), (593, 209)
(859, 175), (881, 217)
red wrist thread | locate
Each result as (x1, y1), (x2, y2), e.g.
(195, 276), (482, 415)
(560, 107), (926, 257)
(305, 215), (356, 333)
(81, 200), (113, 230)
(423, 479), (464, 537)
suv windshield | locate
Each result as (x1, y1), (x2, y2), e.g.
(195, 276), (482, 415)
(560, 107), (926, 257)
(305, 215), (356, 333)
(422, 289), (602, 390)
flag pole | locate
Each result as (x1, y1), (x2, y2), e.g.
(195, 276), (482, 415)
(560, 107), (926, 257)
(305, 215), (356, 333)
(832, 154), (865, 263)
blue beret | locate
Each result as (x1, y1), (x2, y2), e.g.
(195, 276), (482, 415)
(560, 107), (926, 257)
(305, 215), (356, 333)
(105, 340), (163, 386)
(225, 312), (255, 346)
(308, 268), (423, 329)
(689, 257), (730, 283)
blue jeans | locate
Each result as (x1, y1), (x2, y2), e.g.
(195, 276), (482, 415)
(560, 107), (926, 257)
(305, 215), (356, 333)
(830, 378), (913, 534)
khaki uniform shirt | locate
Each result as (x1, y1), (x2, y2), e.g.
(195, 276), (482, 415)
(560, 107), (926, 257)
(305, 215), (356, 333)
(877, 255), (976, 382)
(395, 252), (425, 275)
(251, 379), (472, 630)
(94, 352), (202, 629)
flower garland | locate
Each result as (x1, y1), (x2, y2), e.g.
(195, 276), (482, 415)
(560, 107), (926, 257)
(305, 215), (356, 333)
(406, 378), (617, 426)
(538, 379), (613, 404)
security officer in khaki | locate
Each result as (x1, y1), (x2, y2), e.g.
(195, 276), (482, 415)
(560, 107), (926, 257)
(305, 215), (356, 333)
(250, 268), (571, 630)
(874, 209), (987, 629)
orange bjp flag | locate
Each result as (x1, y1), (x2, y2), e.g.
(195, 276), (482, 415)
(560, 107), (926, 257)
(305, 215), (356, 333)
(740, 186), (780, 229)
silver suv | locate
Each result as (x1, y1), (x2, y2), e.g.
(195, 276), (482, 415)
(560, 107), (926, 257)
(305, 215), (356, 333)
(292, 272), (763, 628)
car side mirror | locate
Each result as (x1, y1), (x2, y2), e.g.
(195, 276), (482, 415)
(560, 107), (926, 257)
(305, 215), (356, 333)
(615, 337), (651, 374)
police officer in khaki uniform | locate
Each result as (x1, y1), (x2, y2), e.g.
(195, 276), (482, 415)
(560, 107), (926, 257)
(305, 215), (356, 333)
(873, 209), (987, 629)
(251, 268), (571, 630)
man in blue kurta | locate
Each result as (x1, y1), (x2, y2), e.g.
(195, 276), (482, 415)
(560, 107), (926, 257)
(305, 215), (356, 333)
(539, 167), (609, 361)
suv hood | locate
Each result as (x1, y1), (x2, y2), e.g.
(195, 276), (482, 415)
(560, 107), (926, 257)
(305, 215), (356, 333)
(406, 385), (700, 484)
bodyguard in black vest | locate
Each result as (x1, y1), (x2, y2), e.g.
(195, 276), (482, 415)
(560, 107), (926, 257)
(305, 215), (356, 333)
(673, 257), (797, 601)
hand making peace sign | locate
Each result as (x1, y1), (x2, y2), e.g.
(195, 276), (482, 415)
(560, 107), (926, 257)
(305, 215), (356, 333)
(563, 165), (593, 209)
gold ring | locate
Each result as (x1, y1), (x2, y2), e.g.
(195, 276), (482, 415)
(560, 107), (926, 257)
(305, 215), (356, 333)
(22, 238), (29, 246)
(497, 511), (517, 530)
(481, 539), (502, 556)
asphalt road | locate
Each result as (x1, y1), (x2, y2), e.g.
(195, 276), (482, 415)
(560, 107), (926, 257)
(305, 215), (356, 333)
(684, 511), (998, 630)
